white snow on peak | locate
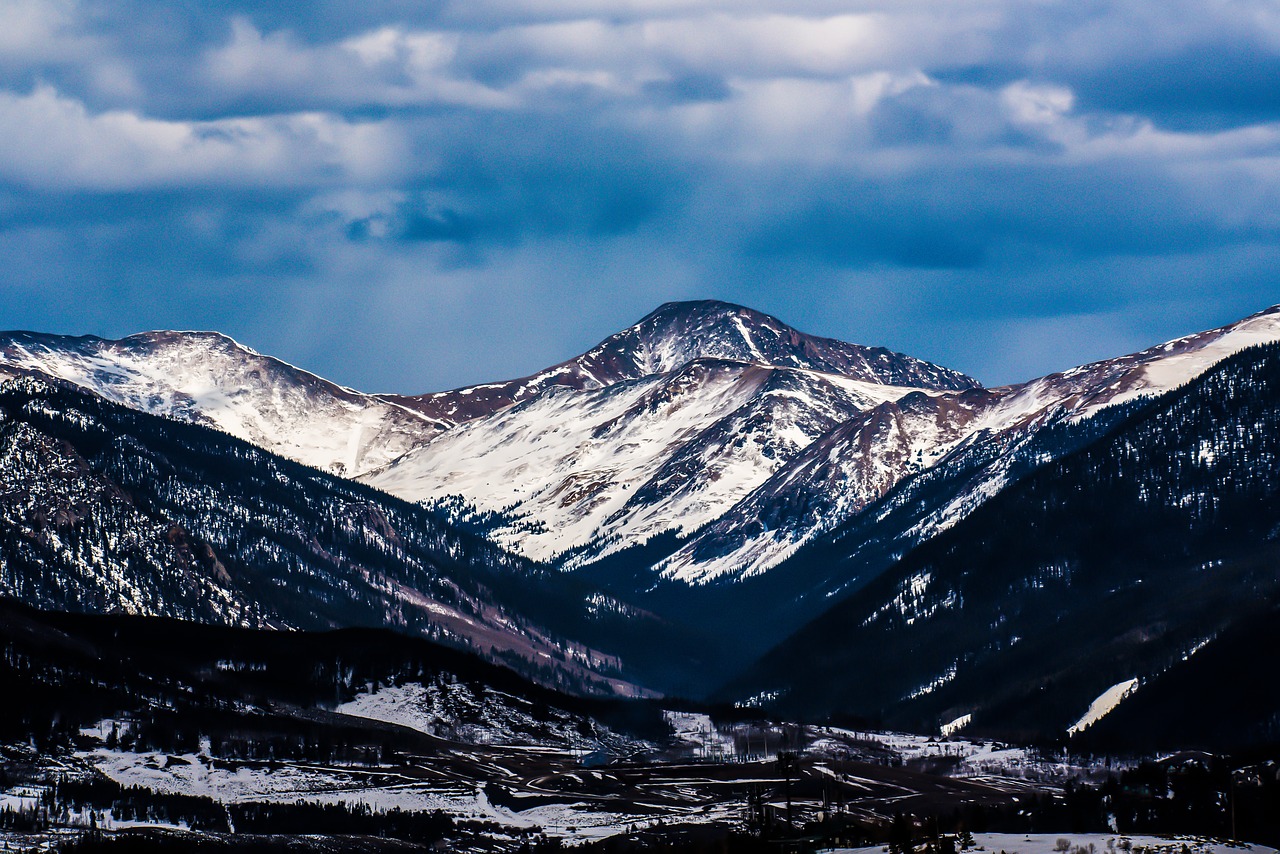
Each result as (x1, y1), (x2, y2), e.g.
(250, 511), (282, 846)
(0, 331), (445, 477)
(367, 360), (945, 564)
(655, 305), (1280, 586)
(1085, 305), (1280, 409)
(1067, 677), (1139, 735)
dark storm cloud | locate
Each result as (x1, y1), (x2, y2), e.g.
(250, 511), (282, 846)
(641, 74), (732, 105)
(1069, 42), (1280, 131)
(2, 0), (1280, 392)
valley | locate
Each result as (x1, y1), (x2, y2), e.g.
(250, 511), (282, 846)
(4, 301), (1280, 850)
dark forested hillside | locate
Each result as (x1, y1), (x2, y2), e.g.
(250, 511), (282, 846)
(0, 597), (668, 752)
(725, 344), (1280, 746)
(0, 375), (662, 696)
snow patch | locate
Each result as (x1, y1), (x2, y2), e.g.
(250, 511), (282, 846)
(1068, 678), (1139, 735)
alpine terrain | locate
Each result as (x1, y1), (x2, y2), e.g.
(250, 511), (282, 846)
(6, 302), (1280, 693)
(4, 301), (1280, 850)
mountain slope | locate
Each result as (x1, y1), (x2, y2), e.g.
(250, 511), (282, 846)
(0, 597), (665, 755)
(721, 342), (1280, 743)
(0, 374), (651, 697)
(364, 301), (980, 565)
(656, 305), (1280, 587)
(0, 330), (447, 478)
(368, 358), (954, 564)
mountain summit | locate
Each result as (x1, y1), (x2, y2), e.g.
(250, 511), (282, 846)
(569, 300), (980, 390)
(367, 301), (981, 566)
(400, 300), (979, 425)
(0, 329), (447, 477)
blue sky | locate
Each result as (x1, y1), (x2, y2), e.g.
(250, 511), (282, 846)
(2, 0), (1279, 391)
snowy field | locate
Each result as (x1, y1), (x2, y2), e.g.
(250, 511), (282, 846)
(664, 710), (739, 759)
(807, 727), (1030, 774)
(0, 716), (1220, 848)
(73, 740), (735, 843)
(826, 834), (1278, 854)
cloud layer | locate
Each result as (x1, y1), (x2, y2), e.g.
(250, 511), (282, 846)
(3, 0), (1280, 390)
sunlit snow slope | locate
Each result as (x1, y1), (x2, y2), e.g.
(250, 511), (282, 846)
(0, 330), (447, 477)
(655, 304), (1280, 584)
(363, 301), (978, 563)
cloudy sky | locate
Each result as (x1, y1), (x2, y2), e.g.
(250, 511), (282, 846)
(2, 0), (1279, 391)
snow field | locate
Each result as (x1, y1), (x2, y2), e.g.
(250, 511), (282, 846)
(826, 833), (1277, 854)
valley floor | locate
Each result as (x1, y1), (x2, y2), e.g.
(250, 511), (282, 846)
(0, 717), (1169, 852)
(829, 833), (1279, 854)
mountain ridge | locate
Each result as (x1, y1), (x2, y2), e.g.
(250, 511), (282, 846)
(6, 301), (1280, 703)
(720, 341), (1280, 742)
(0, 372), (665, 698)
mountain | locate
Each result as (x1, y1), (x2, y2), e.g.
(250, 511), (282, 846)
(0, 373), (657, 697)
(372, 302), (1280, 600)
(0, 597), (666, 756)
(8, 302), (1280, 698)
(721, 342), (1280, 745)
(367, 357), (962, 565)
(568, 305), (1280, 669)
(0, 303), (979, 576)
(396, 299), (978, 425)
(474, 303), (1280, 675)
(0, 330), (448, 478)
(655, 304), (1280, 587)
(364, 301), (980, 565)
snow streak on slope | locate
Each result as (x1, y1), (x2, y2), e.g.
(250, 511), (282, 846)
(1067, 678), (1139, 735)
(0, 331), (445, 477)
(657, 305), (1280, 585)
(657, 388), (1001, 583)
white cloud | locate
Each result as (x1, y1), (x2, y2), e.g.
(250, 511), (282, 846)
(1001, 80), (1074, 126)
(0, 85), (406, 189)
(204, 19), (511, 110)
(0, 0), (84, 62)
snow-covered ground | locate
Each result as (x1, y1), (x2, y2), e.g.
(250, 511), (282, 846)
(76, 745), (745, 843)
(336, 680), (652, 757)
(826, 833), (1278, 854)
(801, 726), (1119, 782)
(664, 711), (739, 759)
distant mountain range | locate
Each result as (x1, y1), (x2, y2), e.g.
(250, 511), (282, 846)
(5, 300), (1280, 745)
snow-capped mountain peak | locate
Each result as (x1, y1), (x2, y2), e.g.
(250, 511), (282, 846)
(652, 304), (1280, 588)
(570, 299), (981, 391)
(363, 303), (982, 565)
(394, 300), (980, 426)
(0, 329), (447, 477)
